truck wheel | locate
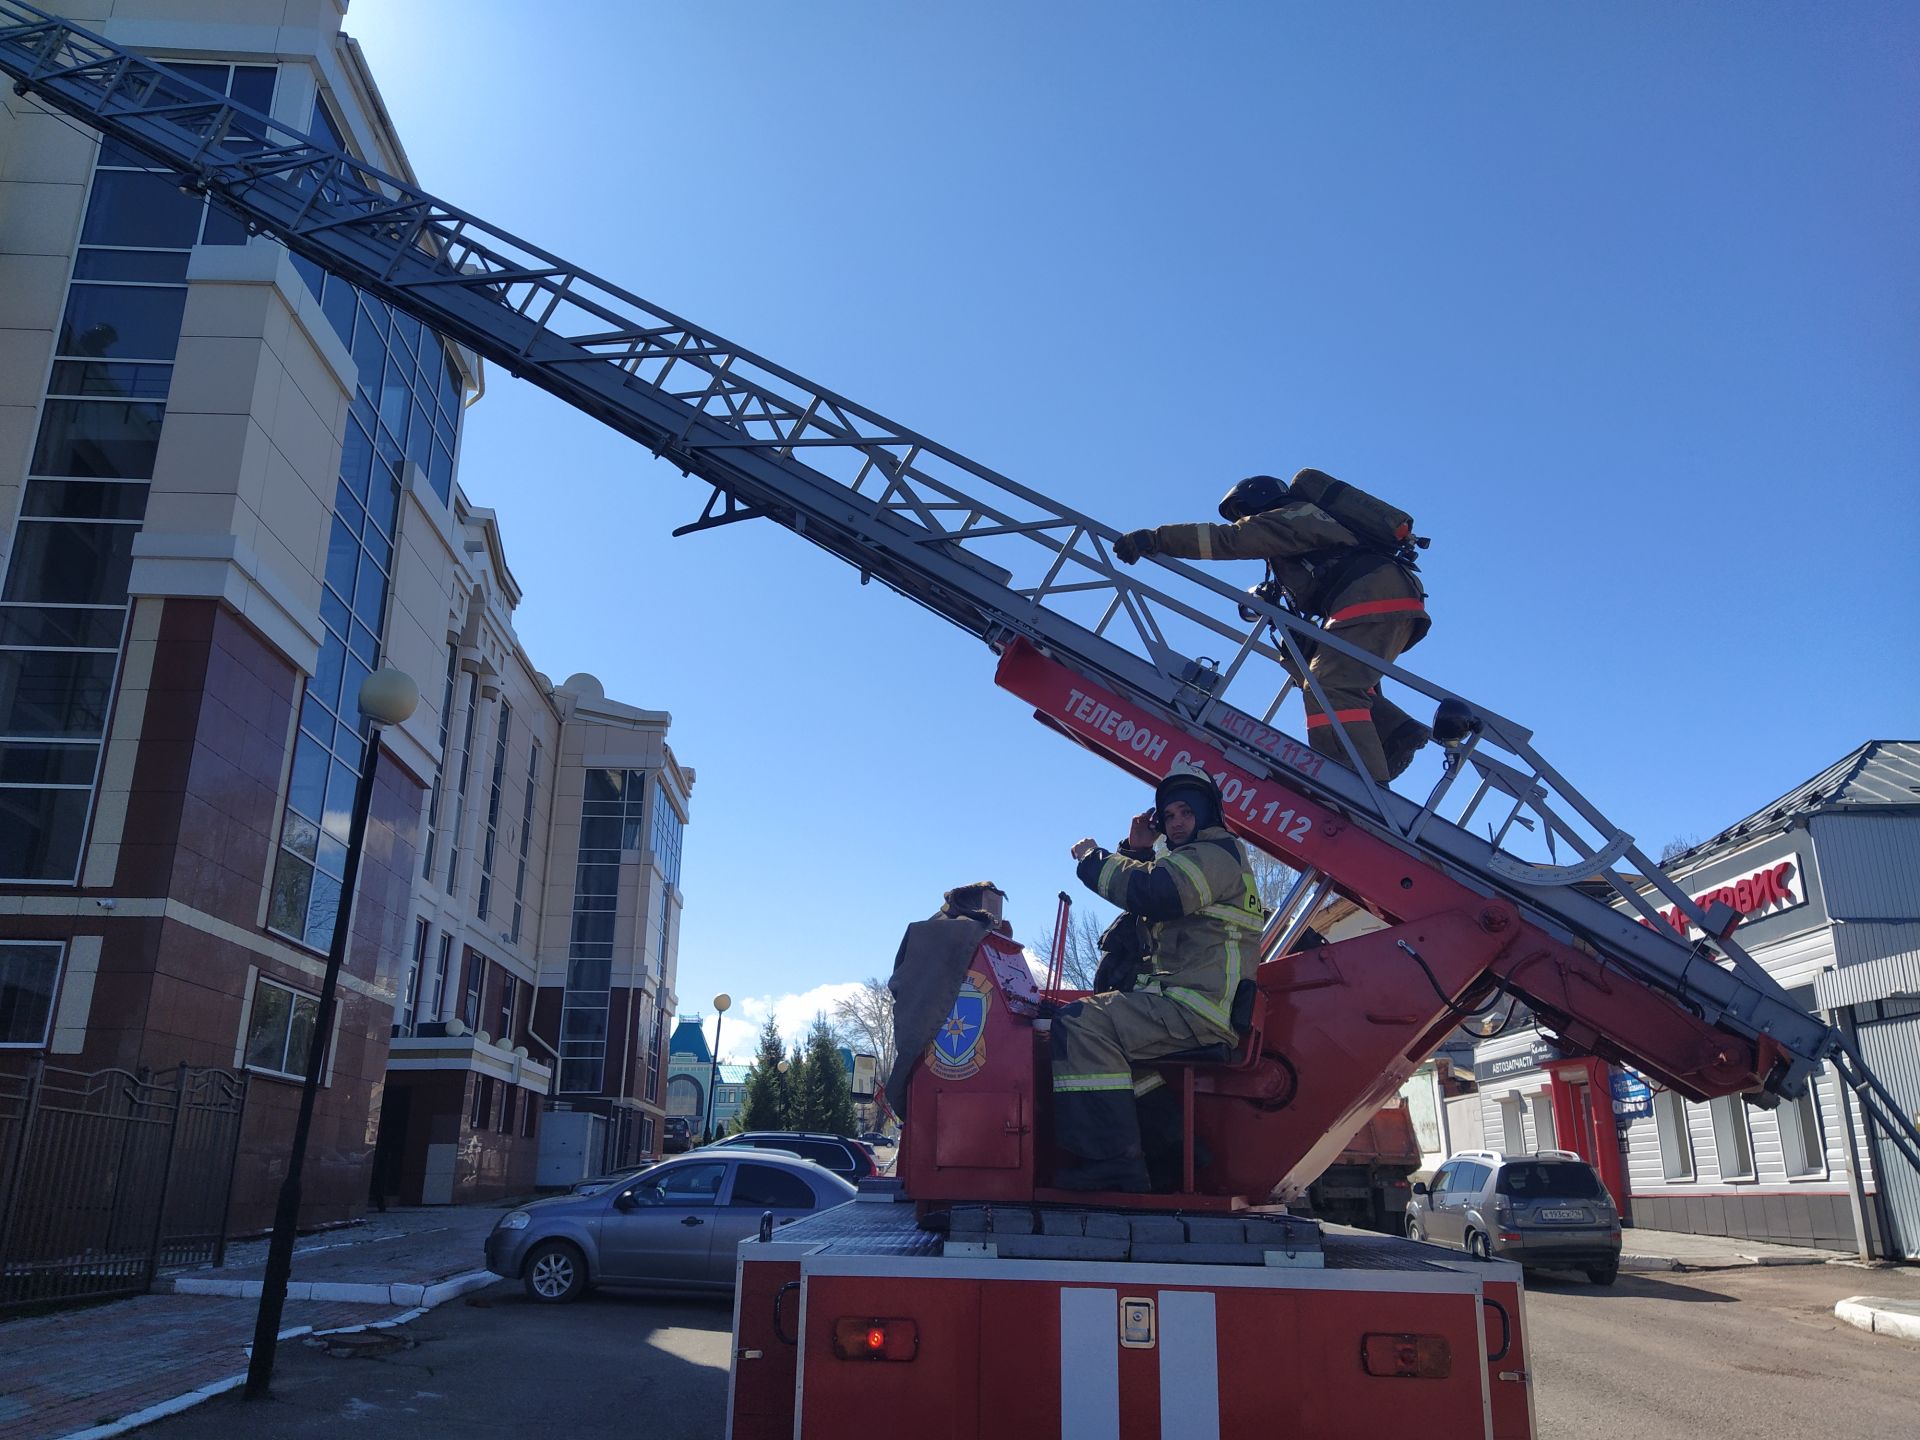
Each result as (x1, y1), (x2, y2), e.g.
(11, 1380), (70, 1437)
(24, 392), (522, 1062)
(1467, 1230), (1491, 1261)
(524, 1240), (588, 1303)
(1586, 1263), (1618, 1287)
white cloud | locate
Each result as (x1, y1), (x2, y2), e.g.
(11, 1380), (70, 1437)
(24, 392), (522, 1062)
(713, 981), (871, 1063)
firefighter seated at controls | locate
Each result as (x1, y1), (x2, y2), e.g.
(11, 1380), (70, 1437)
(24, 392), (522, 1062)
(1051, 763), (1263, 1193)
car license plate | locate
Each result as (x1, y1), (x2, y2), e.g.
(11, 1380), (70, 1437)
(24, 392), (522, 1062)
(1540, 1208), (1586, 1222)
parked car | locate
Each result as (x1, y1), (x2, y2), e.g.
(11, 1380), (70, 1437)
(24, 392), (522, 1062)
(662, 1117), (693, 1153)
(1405, 1148), (1622, 1285)
(707, 1130), (879, 1184)
(571, 1163), (656, 1197)
(487, 1150), (856, 1303)
(859, 1131), (893, 1149)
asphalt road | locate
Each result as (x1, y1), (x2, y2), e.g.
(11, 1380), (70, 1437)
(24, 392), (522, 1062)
(1526, 1263), (1920, 1439)
(138, 1282), (734, 1440)
(134, 1261), (1920, 1439)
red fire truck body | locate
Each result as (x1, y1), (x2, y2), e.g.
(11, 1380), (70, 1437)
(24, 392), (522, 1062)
(728, 911), (1536, 1439)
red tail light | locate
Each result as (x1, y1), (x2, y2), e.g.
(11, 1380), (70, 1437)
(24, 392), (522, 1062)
(1361, 1332), (1452, 1379)
(832, 1317), (919, 1362)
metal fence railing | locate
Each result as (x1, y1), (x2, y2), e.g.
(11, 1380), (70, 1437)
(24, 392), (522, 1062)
(0, 1062), (249, 1310)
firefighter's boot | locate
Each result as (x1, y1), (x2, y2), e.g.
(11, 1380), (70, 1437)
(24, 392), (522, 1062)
(1137, 1084), (1211, 1193)
(1382, 720), (1432, 781)
(1052, 1090), (1151, 1193)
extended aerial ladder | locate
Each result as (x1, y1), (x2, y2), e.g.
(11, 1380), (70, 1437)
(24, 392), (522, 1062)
(4, 3), (1916, 1199)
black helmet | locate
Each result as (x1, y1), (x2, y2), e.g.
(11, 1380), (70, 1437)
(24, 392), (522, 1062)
(1218, 474), (1291, 522)
(1154, 761), (1223, 831)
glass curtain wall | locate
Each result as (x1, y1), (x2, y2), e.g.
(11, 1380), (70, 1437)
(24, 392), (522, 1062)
(0, 64), (271, 882)
(557, 769), (645, 1093)
(264, 97), (465, 948)
(476, 702), (511, 919)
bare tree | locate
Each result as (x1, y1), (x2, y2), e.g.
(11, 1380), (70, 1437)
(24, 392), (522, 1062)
(831, 979), (896, 1096)
(1248, 851), (1299, 914)
(1033, 906), (1106, 991)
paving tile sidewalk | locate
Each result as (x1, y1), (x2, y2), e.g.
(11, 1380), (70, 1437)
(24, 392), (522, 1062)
(0, 1205), (512, 1440)
(1619, 1226), (1841, 1271)
(0, 1294), (393, 1440)
(161, 1204), (508, 1301)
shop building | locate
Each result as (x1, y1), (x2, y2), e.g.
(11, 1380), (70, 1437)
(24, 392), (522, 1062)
(1472, 740), (1918, 1256)
(1623, 740), (1917, 1257)
(0, 1), (690, 1232)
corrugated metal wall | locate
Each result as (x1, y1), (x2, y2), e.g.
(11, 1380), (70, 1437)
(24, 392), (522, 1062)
(1811, 814), (1920, 921)
(1855, 1005), (1920, 1259)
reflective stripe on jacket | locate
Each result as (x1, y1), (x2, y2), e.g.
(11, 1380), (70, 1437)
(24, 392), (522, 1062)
(1154, 504), (1428, 640)
(1074, 825), (1263, 1039)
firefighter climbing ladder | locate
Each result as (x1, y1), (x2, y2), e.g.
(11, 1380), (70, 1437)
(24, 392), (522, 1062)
(3, 2), (1914, 1167)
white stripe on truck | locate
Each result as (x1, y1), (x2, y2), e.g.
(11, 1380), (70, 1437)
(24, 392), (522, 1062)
(1060, 1287), (1119, 1440)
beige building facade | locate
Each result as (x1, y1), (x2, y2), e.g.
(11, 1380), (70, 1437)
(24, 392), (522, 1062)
(0, 0), (689, 1229)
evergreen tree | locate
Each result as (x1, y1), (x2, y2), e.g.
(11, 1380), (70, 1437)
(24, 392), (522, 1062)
(791, 1015), (857, 1135)
(737, 1017), (791, 1132)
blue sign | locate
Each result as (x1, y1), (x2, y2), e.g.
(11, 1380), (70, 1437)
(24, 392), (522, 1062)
(1610, 1068), (1653, 1121)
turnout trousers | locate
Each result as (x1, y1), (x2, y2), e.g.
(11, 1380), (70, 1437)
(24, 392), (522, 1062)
(1051, 991), (1230, 1161)
(1302, 613), (1424, 785)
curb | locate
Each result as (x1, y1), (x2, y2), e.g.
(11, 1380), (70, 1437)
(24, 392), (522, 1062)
(1835, 1296), (1920, 1343)
(1620, 1252), (1828, 1273)
(55, 1271), (500, 1440)
(163, 1267), (496, 1307)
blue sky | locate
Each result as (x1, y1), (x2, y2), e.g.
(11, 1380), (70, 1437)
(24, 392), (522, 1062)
(342, 2), (1918, 1060)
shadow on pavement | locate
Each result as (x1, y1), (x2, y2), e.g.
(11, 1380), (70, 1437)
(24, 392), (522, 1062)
(1525, 1269), (1739, 1303)
(137, 1280), (736, 1440)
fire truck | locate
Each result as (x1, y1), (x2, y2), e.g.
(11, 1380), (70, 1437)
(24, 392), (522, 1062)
(4, 10), (1917, 1435)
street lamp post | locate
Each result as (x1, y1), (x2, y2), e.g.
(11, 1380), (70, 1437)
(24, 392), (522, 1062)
(704, 993), (731, 1142)
(246, 667), (418, 1400)
(776, 1058), (790, 1130)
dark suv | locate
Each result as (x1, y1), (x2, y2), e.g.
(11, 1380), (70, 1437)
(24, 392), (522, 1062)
(708, 1131), (878, 1184)
(1406, 1149), (1622, 1285)
(662, 1117), (692, 1153)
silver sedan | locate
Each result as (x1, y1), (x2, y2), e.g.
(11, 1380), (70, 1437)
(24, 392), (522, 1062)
(486, 1149), (855, 1303)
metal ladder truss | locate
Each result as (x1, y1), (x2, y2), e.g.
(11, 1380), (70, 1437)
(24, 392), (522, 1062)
(3, 2), (1907, 1149)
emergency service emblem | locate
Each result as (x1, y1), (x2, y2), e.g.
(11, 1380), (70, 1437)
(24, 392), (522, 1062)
(926, 969), (991, 1080)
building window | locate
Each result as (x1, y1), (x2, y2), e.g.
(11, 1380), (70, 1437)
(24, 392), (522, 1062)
(511, 741), (540, 944)
(470, 1074), (493, 1130)
(420, 645), (458, 880)
(557, 769), (644, 1093)
(499, 1086), (516, 1136)
(646, 1003), (664, 1104)
(1777, 1076), (1827, 1179)
(477, 702), (512, 920)
(422, 931), (452, 1024)
(244, 976), (321, 1081)
(1529, 1092), (1557, 1152)
(651, 780), (684, 890)
(0, 941), (67, 1047)
(291, 101), (464, 508)
(396, 918), (428, 1034)
(640, 1113), (655, 1154)
(1499, 1095), (1526, 1155)
(496, 972), (519, 1048)
(521, 1092), (539, 1139)
(462, 951), (486, 1032)
(444, 673), (480, 896)
(1709, 1095), (1754, 1181)
(1653, 1088), (1694, 1181)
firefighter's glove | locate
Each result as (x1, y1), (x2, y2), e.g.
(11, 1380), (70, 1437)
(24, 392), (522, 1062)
(1114, 528), (1158, 564)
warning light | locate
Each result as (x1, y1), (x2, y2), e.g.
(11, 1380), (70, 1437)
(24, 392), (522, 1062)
(1361, 1332), (1452, 1379)
(832, 1317), (919, 1362)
